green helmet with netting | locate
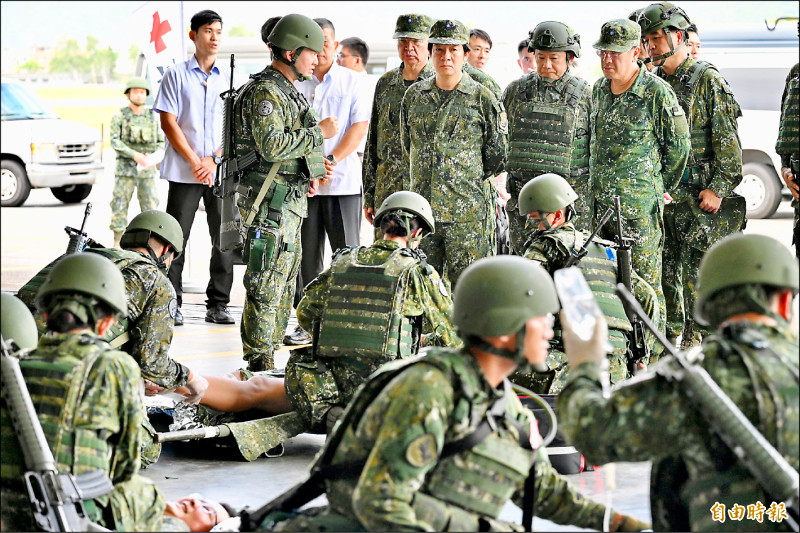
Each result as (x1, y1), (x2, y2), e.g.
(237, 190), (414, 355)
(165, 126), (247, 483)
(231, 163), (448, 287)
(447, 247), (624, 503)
(452, 255), (559, 363)
(694, 233), (799, 324)
(428, 19), (469, 46)
(393, 13), (434, 39)
(268, 14), (324, 81)
(636, 2), (692, 64)
(373, 191), (436, 241)
(124, 77), (151, 96)
(1, 293), (38, 352)
(528, 21), (581, 58)
(517, 173), (578, 216)
(36, 253), (128, 319)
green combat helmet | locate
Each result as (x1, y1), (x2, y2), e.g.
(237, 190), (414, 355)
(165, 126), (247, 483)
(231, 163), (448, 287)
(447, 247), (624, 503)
(452, 255), (559, 363)
(593, 19), (641, 52)
(124, 77), (150, 96)
(120, 210), (184, 272)
(36, 253), (128, 328)
(393, 13), (434, 39)
(528, 21), (581, 58)
(1, 293), (38, 352)
(268, 13), (324, 81)
(518, 173), (578, 230)
(373, 191), (435, 244)
(694, 233), (799, 325)
(428, 19), (470, 46)
(636, 2), (692, 64)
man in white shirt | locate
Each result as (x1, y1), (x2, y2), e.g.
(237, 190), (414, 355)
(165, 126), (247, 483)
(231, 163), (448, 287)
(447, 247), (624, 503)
(337, 36), (375, 162)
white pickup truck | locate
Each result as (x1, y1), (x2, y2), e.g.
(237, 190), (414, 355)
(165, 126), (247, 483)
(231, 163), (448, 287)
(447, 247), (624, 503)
(1, 79), (104, 207)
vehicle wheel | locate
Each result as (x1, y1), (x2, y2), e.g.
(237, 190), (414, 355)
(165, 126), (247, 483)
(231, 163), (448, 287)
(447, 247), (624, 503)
(51, 184), (92, 204)
(1, 160), (32, 207)
(734, 162), (782, 219)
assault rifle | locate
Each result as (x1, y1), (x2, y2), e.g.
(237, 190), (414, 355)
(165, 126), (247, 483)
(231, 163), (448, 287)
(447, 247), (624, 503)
(615, 285), (799, 531)
(64, 203), (94, 254)
(564, 207), (613, 268)
(0, 336), (112, 532)
(613, 195), (649, 374)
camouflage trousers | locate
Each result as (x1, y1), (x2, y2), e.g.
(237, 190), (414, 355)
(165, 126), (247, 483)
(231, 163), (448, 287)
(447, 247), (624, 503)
(109, 176), (159, 232)
(420, 217), (495, 287)
(284, 347), (341, 433)
(793, 198), (799, 260)
(241, 210), (303, 371)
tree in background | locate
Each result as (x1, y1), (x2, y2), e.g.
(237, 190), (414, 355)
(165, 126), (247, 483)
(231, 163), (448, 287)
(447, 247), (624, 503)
(48, 36), (118, 83)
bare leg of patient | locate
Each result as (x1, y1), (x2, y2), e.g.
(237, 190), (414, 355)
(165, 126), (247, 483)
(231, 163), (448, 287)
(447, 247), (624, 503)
(175, 376), (293, 415)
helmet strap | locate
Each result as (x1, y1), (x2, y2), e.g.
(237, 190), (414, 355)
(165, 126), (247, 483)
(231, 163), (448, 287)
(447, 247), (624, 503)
(49, 295), (100, 332)
(277, 47), (310, 82)
(464, 325), (529, 366)
(643, 28), (686, 65)
(145, 241), (172, 274)
(535, 211), (553, 230)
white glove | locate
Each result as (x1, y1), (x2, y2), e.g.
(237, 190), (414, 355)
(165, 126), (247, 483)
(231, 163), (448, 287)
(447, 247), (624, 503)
(561, 309), (609, 369)
(183, 374), (209, 405)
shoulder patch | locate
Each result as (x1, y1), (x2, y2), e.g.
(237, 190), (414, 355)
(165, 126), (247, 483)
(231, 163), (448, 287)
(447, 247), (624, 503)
(257, 100), (274, 116)
(498, 110), (509, 134)
(405, 433), (438, 468)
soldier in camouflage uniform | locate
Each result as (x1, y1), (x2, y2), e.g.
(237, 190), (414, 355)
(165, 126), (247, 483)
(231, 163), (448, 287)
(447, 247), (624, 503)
(558, 233), (799, 532)
(262, 256), (649, 532)
(514, 174), (659, 393)
(503, 21), (593, 247)
(109, 77), (165, 247)
(233, 14), (337, 371)
(1, 254), (166, 532)
(637, 2), (746, 349)
(363, 14), (435, 234)
(590, 19), (690, 340)
(776, 62), (799, 259)
(401, 19), (508, 286)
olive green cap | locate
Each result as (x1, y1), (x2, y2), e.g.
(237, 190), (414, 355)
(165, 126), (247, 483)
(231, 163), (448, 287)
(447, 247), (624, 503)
(268, 13), (324, 54)
(428, 19), (470, 46)
(695, 233), (799, 323)
(120, 210), (184, 256)
(373, 191), (435, 234)
(593, 19), (641, 52)
(1, 293), (38, 351)
(36, 254), (128, 318)
(125, 77), (150, 95)
(528, 21), (582, 58)
(452, 255), (559, 338)
(637, 2), (692, 37)
(517, 173), (578, 216)
(393, 14), (434, 39)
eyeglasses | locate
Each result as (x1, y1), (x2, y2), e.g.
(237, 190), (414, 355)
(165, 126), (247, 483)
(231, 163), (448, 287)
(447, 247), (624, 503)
(336, 53), (355, 61)
(596, 49), (624, 59)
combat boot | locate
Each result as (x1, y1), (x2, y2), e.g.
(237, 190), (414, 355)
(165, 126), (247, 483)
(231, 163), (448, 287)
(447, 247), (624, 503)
(113, 231), (123, 248)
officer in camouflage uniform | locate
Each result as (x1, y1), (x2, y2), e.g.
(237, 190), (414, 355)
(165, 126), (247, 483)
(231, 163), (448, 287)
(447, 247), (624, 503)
(558, 233), (799, 532)
(401, 19), (508, 286)
(363, 14), (435, 232)
(637, 2), (746, 349)
(1, 254), (166, 532)
(590, 19), (690, 340)
(286, 191), (459, 433)
(504, 21), (593, 246)
(776, 61), (799, 259)
(109, 77), (165, 247)
(514, 174), (659, 393)
(233, 14), (337, 371)
(263, 255), (649, 532)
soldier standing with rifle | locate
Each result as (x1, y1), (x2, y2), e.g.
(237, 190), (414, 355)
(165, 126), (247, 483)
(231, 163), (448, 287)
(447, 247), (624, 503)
(557, 233), (799, 532)
(777, 59), (799, 259)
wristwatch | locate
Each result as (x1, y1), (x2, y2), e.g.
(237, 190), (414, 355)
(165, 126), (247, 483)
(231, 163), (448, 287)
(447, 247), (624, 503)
(213, 155), (222, 165)
(326, 154), (337, 166)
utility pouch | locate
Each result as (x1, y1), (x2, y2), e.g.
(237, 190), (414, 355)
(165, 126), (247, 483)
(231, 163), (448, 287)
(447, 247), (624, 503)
(246, 223), (282, 272)
(682, 161), (711, 188)
(302, 108), (327, 180)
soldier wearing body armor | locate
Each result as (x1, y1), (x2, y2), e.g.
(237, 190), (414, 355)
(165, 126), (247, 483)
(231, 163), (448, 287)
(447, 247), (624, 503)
(502, 21), (593, 249)
(232, 14), (338, 372)
(558, 233), (799, 532)
(515, 174), (659, 393)
(261, 255), (649, 532)
(1, 254), (167, 531)
(776, 60), (799, 259)
(637, 2), (746, 350)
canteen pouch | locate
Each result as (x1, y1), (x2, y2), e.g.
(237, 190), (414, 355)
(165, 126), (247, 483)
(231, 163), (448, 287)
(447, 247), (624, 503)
(245, 223), (282, 272)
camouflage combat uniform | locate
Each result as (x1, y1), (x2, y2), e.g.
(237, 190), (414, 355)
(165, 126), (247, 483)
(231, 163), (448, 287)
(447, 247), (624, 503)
(401, 73), (508, 285)
(0, 332), (166, 531)
(558, 319), (799, 532)
(234, 65), (326, 371)
(285, 239), (459, 431)
(656, 56), (746, 346)
(518, 222), (659, 393)
(503, 69), (593, 245)
(109, 106), (164, 233)
(590, 63), (690, 336)
(776, 63), (800, 259)
(363, 61), (434, 221)
(266, 349), (634, 532)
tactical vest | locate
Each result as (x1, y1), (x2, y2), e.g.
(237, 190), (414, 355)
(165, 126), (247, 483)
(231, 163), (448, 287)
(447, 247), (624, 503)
(507, 74), (590, 189)
(317, 246), (421, 365)
(120, 109), (159, 147)
(1, 336), (109, 485)
(325, 349), (535, 520)
(776, 67), (799, 158)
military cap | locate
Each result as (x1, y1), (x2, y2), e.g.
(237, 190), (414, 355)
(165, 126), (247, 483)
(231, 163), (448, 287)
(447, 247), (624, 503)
(393, 14), (434, 39)
(593, 19), (642, 52)
(428, 19), (470, 46)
